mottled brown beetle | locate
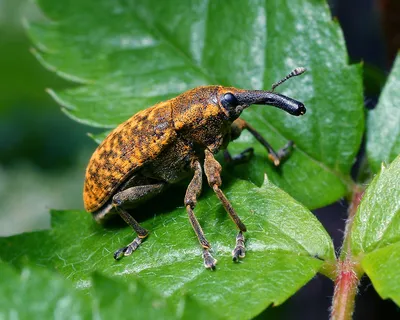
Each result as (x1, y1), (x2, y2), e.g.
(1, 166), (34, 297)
(84, 67), (306, 269)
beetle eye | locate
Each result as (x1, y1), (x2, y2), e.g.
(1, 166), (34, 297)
(222, 93), (239, 109)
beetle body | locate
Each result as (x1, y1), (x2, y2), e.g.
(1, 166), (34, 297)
(84, 69), (306, 269)
(85, 86), (229, 219)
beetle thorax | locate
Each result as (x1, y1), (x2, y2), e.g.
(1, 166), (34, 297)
(173, 103), (231, 152)
(172, 88), (231, 152)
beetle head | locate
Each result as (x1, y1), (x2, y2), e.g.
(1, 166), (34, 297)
(217, 67), (307, 121)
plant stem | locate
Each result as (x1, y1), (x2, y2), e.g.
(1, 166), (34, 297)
(331, 259), (361, 320)
(341, 186), (364, 258)
(330, 186), (364, 320)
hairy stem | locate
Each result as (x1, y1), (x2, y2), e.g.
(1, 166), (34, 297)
(330, 186), (364, 320)
(331, 259), (361, 320)
(341, 186), (364, 259)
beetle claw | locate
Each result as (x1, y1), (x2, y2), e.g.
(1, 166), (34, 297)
(232, 231), (246, 262)
(113, 248), (126, 260)
(203, 249), (217, 270)
(232, 246), (246, 262)
(276, 141), (294, 161)
(113, 236), (143, 260)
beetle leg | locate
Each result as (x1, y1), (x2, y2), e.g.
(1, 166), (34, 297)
(231, 118), (294, 166)
(233, 231), (246, 262)
(185, 159), (217, 270)
(113, 208), (148, 259)
(223, 147), (254, 165)
(112, 183), (165, 260)
(204, 149), (247, 262)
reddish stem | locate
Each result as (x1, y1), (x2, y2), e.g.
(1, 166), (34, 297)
(331, 259), (360, 320)
(330, 186), (364, 320)
(348, 187), (364, 219)
(341, 187), (364, 258)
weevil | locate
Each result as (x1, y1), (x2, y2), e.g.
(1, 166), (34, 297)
(83, 67), (306, 269)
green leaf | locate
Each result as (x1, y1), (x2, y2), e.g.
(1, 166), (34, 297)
(88, 130), (110, 145)
(350, 155), (400, 306)
(351, 155), (400, 255)
(91, 273), (220, 320)
(0, 262), (216, 319)
(0, 179), (335, 319)
(93, 274), (172, 319)
(0, 262), (91, 319)
(367, 54), (400, 173)
(361, 242), (400, 306)
(177, 294), (223, 320)
(26, 0), (364, 209)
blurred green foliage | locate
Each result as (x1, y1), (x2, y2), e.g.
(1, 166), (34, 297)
(0, 0), (98, 235)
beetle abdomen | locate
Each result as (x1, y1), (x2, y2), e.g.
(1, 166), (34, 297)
(83, 101), (177, 212)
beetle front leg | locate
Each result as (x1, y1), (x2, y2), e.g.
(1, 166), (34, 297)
(204, 149), (247, 262)
(112, 183), (165, 260)
(185, 159), (217, 269)
(231, 118), (294, 166)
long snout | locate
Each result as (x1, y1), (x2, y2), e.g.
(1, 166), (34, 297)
(234, 91), (306, 116)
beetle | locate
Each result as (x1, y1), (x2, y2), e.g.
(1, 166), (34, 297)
(83, 67), (306, 269)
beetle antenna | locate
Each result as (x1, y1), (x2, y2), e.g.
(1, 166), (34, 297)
(271, 67), (306, 91)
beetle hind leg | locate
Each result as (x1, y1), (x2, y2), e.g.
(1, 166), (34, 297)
(113, 207), (149, 260)
(111, 183), (165, 260)
(113, 233), (145, 260)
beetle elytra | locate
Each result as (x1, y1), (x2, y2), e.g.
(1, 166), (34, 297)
(83, 67), (306, 269)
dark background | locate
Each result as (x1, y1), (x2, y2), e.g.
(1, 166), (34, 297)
(0, 0), (398, 319)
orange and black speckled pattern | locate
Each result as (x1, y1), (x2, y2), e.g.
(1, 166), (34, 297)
(84, 85), (243, 213)
(83, 101), (177, 212)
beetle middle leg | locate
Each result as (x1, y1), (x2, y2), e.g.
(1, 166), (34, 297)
(230, 118), (294, 166)
(112, 183), (165, 260)
(204, 149), (247, 262)
(223, 147), (254, 165)
(185, 159), (217, 269)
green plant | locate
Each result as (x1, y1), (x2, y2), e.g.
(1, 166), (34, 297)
(1, 0), (399, 319)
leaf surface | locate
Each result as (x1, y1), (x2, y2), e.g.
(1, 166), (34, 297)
(361, 243), (400, 306)
(0, 262), (90, 319)
(0, 262), (216, 319)
(350, 155), (400, 306)
(0, 179), (335, 319)
(367, 54), (400, 173)
(91, 273), (220, 319)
